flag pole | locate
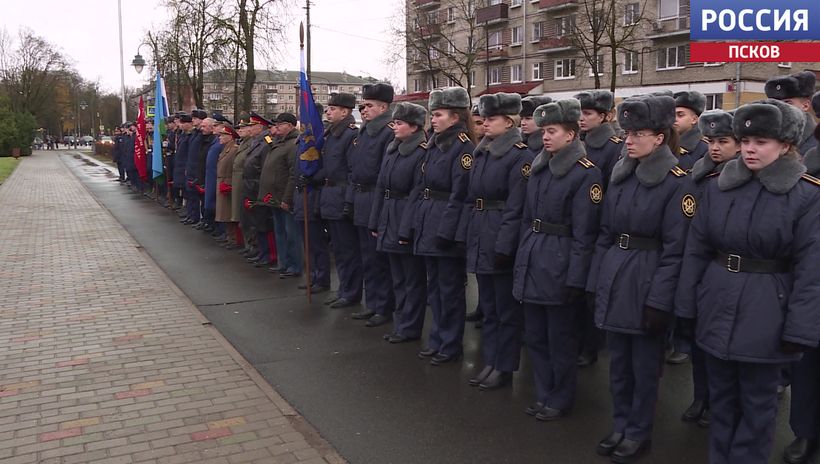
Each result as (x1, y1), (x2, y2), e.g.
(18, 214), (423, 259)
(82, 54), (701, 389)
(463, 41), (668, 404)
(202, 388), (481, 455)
(300, 22), (312, 304)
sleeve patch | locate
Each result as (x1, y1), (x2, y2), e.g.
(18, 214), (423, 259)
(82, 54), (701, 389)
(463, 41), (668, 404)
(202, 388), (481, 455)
(577, 157), (595, 169)
(458, 133), (470, 143)
(801, 173), (820, 186)
(461, 153), (473, 170)
(521, 163), (531, 178)
(671, 166), (687, 177)
(589, 183), (603, 204)
(681, 194), (697, 218)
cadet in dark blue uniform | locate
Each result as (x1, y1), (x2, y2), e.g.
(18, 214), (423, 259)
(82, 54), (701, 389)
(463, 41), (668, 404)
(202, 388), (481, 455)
(185, 109), (207, 225)
(587, 95), (691, 463)
(673, 91), (708, 172)
(513, 99), (602, 418)
(404, 87), (475, 365)
(368, 102), (428, 343)
(318, 93), (362, 308)
(349, 83), (396, 327)
(519, 96), (552, 156)
(575, 90), (623, 368)
(765, 71), (818, 158)
(677, 109), (740, 430)
(464, 92), (532, 389)
(465, 104), (485, 327)
(677, 99), (820, 464)
(175, 114), (192, 221)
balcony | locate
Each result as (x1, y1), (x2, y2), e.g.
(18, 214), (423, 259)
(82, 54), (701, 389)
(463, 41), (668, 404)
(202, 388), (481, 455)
(539, 36), (573, 53)
(414, 0), (440, 9)
(418, 24), (441, 37)
(476, 3), (509, 24)
(478, 45), (509, 61)
(539, 0), (577, 11)
(646, 16), (690, 39)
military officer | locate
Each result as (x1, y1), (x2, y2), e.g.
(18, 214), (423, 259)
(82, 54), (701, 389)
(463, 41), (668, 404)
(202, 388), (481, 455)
(318, 93), (362, 308)
(194, 117), (218, 232)
(673, 91), (709, 171)
(243, 112), (277, 267)
(587, 94), (691, 463)
(462, 92), (531, 388)
(465, 105), (486, 328)
(519, 95), (552, 156)
(513, 99), (602, 419)
(184, 109), (207, 226)
(231, 117), (256, 256)
(175, 114), (193, 221)
(215, 124), (241, 248)
(764, 71), (818, 157)
(677, 99), (820, 464)
(113, 126), (126, 182)
(348, 83), (396, 327)
(368, 102), (428, 343)
(401, 87), (476, 366)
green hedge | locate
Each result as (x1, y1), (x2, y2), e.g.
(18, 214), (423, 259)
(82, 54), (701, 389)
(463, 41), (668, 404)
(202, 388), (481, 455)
(0, 99), (36, 157)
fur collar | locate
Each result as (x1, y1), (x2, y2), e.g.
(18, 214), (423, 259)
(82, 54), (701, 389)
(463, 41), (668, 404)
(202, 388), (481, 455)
(363, 110), (393, 136)
(328, 115), (356, 137)
(718, 156), (807, 194)
(475, 128), (522, 159)
(611, 144), (679, 187)
(526, 130), (544, 153)
(804, 147), (820, 176)
(801, 112), (817, 144)
(388, 130), (426, 156)
(679, 126), (704, 152)
(430, 123), (466, 152)
(535, 139), (586, 177)
(583, 123), (615, 149)
(690, 154), (736, 182)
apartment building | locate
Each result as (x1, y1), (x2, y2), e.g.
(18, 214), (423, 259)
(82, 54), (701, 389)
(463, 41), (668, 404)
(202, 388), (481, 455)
(403, 0), (818, 109)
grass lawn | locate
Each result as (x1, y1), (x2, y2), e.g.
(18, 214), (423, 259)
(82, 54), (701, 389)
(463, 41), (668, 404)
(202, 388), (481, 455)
(0, 157), (20, 184)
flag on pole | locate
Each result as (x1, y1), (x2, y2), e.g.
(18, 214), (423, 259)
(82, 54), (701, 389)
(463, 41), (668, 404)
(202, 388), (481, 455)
(152, 72), (169, 179)
(297, 47), (324, 179)
(135, 96), (147, 181)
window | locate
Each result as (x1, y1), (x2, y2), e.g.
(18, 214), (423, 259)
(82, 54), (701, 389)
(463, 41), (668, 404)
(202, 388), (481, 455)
(511, 26), (523, 45)
(705, 94), (723, 111)
(413, 79), (421, 92)
(778, 62), (792, 68)
(532, 22), (544, 42)
(555, 58), (576, 79)
(657, 45), (687, 69)
(329, 84), (339, 92)
(532, 62), (542, 80)
(489, 67), (502, 84)
(467, 0), (475, 18)
(447, 7), (456, 23)
(488, 31), (502, 48)
(589, 55), (604, 76)
(426, 76), (436, 90)
(427, 11), (438, 25)
(658, 0), (679, 19)
(511, 0), (523, 6)
(624, 3), (639, 25)
(470, 70), (477, 87)
(429, 46), (439, 59)
(448, 76), (459, 87)
(511, 64), (523, 82)
(446, 41), (455, 54)
(490, 0), (502, 4)
(591, 10), (605, 33)
(623, 51), (638, 73)
(556, 15), (576, 37)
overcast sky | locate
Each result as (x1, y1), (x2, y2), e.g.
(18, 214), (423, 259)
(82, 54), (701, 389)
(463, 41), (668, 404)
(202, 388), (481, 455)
(3, 0), (406, 94)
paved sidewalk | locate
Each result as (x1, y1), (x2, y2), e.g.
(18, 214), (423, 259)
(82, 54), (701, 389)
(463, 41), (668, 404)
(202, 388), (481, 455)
(0, 152), (344, 464)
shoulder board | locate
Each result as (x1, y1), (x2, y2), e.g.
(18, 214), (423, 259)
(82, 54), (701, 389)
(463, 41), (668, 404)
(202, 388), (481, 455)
(514, 142), (527, 149)
(609, 136), (623, 144)
(458, 133), (470, 143)
(706, 172), (720, 178)
(701, 137), (709, 144)
(264, 135), (273, 145)
(801, 173), (820, 187)
(670, 166), (687, 177)
(679, 147), (690, 155)
(577, 157), (595, 169)
(387, 121), (396, 129)
(420, 142), (428, 149)
(348, 123), (358, 130)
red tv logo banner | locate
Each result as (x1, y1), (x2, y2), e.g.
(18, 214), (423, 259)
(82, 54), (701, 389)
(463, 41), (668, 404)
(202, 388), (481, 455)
(690, 42), (820, 61)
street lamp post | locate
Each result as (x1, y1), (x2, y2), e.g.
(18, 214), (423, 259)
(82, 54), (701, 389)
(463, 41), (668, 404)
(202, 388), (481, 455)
(117, 0), (127, 124)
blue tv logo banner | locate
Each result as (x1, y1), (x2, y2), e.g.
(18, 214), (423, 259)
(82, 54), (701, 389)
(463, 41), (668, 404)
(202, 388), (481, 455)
(691, 0), (820, 40)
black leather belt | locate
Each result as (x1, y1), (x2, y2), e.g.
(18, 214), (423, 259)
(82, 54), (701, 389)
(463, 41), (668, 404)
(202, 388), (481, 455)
(324, 179), (347, 187)
(616, 233), (661, 251)
(531, 219), (571, 236)
(383, 189), (408, 200)
(353, 183), (375, 193)
(475, 198), (505, 211)
(715, 251), (791, 273)
(422, 188), (451, 201)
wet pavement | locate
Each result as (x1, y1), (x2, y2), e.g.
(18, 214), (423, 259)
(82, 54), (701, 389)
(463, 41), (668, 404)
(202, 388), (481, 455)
(64, 151), (802, 464)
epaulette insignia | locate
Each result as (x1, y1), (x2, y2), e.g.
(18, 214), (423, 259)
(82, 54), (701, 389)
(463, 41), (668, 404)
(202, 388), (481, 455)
(514, 142), (528, 149)
(706, 172), (720, 178)
(458, 133), (470, 143)
(461, 153), (473, 170)
(521, 163), (531, 179)
(420, 142), (428, 149)
(801, 173), (820, 186)
(264, 135), (273, 144)
(701, 137), (709, 144)
(679, 147), (690, 155)
(670, 166), (687, 177)
(349, 123), (358, 130)
(387, 121), (396, 129)
(577, 157), (595, 169)
(609, 136), (623, 144)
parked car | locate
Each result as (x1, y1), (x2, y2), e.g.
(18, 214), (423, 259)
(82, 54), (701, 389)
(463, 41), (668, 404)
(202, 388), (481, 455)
(81, 136), (94, 144)
(99, 136), (114, 145)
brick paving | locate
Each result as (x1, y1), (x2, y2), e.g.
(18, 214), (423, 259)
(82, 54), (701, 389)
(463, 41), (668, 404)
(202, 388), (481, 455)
(0, 152), (345, 464)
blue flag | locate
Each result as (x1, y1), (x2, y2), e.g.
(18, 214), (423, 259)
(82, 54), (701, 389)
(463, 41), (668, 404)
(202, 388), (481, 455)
(297, 49), (323, 179)
(152, 71), (169, 179)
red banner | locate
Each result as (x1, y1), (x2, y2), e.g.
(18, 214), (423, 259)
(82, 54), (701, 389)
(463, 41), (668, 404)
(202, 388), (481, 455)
(135, 97), (147, 181)
(690, 42), (820, 62)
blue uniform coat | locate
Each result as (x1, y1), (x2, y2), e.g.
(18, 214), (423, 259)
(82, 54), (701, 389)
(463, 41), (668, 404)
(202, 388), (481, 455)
(349, 111), (395, 227)
(581, 123), (623, 187)
(318, 116), (358, 221)
(204, 139), (222, 210)
(186, 129), (203, 182)
(173, 131), (190, 189)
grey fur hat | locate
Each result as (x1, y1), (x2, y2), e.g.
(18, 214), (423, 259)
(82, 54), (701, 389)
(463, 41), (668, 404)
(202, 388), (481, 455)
(812, 90), (820, 118)
(698, 110), (734, 138)
(617, 95), (676, 131)
(765, 71), (816, 100)
(362, 83), (394, 104)
(429, 87), (470, 111)
(478, 92), (522, 118)
(674, 91), (707, 116)
(328, 92), (356, 109)
(574, 90), (614, 113)
(520, 96), (552, 118)
(733, 99), (805, 145)
(392, 102), (427, 128)
(650, 90), (674, 97)
(471, 104), (480, 116)
(533, 99), (581, 127)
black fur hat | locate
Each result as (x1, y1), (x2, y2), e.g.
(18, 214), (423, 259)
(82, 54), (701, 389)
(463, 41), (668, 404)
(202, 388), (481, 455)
(617, 95), (676, 131)
(533, 99), (581, 127)
(698, 110), (734, 138)
(178, 113), (192, 123)
(392, 102), (427, 128)
(674, 91), (707, 116)
(478, 92), (522, 118)
(362, 83), (394, 104)
(812, 90), (820, 118)
(429, 87), (470, 111)
(520, 96), (552, 118)
(191, 109), (208, 120)
(574, 90), (613, 114)
(765, 71), (817, 100)
(733, 99), (805, 145)
(327, 93), (356, 109)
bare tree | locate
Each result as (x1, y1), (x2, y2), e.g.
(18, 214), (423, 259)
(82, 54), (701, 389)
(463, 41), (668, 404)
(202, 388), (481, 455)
(0, 28), (69, 116)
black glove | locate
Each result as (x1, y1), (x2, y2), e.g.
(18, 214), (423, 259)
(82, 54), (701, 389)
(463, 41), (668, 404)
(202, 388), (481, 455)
(435, 236), (456, 250)
(565, 287), (585, 304)
(342, 202), (353, 219)
(780, 340), (811, 355)
(642, 306), (671, 336)
(676, 317), (696, 344)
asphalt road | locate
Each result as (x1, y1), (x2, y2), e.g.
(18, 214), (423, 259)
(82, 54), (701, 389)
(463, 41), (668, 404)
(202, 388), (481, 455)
(64, 151), (801, 464)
